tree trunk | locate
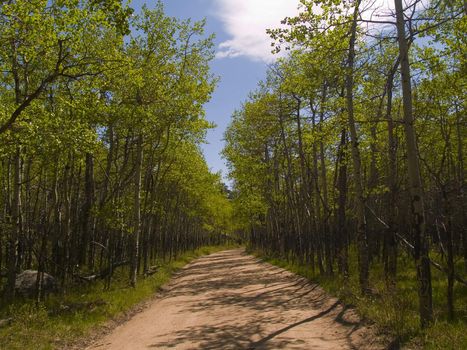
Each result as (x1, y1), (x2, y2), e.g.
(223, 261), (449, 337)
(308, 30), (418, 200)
(5, 148), (21, 302)
(336, 129), (349, 280)
(345, 0), (369, 294)
(395, 0), (433, 327)
(318, 87), (332, 275)
(130, 134), (143, 288)
(384, 69), (398, 289)
(80, 153), (95, 265)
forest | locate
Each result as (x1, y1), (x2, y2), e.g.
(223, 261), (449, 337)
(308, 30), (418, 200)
(0, 0), (233, 306)
(0, 0), (465, 349)
(223, 0), (466, 345)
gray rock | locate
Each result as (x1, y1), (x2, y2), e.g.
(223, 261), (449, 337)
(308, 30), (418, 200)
(0, 318), (12, 328)
(14, 270), (57, 297)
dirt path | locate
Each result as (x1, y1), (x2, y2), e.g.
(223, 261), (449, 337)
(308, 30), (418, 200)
(86, 249), (385, 350)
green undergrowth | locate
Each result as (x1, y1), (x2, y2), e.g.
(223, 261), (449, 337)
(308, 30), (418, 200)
(253, 248), (467, 350)
(0, 245), (238, 350)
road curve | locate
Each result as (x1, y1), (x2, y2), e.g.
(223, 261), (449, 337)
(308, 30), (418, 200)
(86, 249), (385, 350)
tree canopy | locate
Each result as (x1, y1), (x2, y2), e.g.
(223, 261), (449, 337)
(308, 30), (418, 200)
(0, 0), (233, 301)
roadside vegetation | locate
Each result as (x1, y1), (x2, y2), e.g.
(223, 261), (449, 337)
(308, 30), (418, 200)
(224, 1), (466, 349)
(254, 249), (466, 349)
(0, 245), (236, 350)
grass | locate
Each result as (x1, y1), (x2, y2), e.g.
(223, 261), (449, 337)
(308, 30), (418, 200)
(253, 247), (467, 349)
(0, 244), (237, 350)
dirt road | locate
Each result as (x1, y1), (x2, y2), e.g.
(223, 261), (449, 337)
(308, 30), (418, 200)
(86, 249), (385, 350)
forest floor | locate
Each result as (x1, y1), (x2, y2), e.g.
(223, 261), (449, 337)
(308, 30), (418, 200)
(85, 249), (387, 350)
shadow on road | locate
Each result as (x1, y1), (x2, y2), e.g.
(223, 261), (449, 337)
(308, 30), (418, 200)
(149, 249), (372, 350)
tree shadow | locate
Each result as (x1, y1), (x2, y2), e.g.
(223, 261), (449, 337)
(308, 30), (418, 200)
(247, 300), (341, 349)
(148, 250), (381, 349)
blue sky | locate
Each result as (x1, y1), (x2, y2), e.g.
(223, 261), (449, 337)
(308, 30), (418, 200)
(129, 1), (401, 184)
(131, 0), (302, 182)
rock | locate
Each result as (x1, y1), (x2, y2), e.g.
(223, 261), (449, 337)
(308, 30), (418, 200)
(14, 270), (58, 298)
(0, 318), (13, 328)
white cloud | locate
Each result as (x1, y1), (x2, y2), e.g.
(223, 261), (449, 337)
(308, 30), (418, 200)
(212, 0), (302, 63)
(212, 0), (430, 63)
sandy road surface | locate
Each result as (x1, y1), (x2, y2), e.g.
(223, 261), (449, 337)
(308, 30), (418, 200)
(86, 249), (385, 350)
